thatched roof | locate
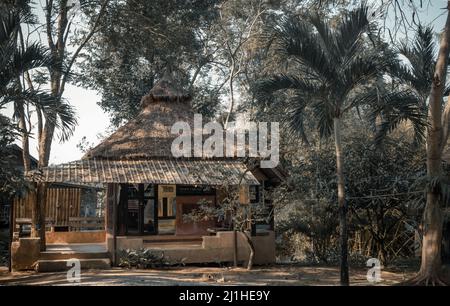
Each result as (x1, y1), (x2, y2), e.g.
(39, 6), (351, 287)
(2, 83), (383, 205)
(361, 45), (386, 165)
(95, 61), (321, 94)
(27, 73), (282, 186)
(141, 77), (191, 107)
(84, 75), (194, 160)
(27, 158), (260, 185)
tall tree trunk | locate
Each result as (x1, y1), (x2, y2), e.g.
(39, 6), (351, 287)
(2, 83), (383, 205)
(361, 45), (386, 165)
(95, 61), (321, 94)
(334, 117), (349, 286)
(17, 102), (31, 172)
(31, 182), (47, 251)
(410, 2), (450, 286)
(38, 121), (55, 168)
(17, 29), (31, 172)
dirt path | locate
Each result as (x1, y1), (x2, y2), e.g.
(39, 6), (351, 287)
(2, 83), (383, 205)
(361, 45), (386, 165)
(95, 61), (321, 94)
(0, 265), (415, 286)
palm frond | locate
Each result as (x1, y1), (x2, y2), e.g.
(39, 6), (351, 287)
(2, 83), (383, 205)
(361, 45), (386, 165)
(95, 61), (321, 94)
(308, 12), (338, 60)
(253, 74), (321, 99)
(312, 98), (334, 138)
(286, 94), (310, 145)
(27, 91), (78, 143)
(364, 88), (427, 145)
(273, 15), (335, 81)
(428, 175), (450, 208)
(14, 42), (53, 71)
(2, 89), (78, 143)
(396, 24), (436, 96)
(334, 3), (375, 57)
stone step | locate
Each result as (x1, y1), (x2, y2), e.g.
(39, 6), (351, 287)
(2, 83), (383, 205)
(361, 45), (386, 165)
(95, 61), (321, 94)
(40, 251), (110, 260)
(143, 237), (203, 243)
(35, 258), (111, 272)
(144, 242), (203, 250)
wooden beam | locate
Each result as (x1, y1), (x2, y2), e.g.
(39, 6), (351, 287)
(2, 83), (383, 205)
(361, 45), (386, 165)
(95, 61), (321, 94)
(8, 198), (13, 272)
(154, 184), (158, 234)
(138, 184), (144, 235)
(112, 184), (117, 266)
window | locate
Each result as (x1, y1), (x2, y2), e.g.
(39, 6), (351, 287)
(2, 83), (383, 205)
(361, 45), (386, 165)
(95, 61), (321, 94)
(249, 185), (259, 203)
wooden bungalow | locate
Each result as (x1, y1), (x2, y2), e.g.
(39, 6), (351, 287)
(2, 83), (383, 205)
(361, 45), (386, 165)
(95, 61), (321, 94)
(13, 75), (284, 271)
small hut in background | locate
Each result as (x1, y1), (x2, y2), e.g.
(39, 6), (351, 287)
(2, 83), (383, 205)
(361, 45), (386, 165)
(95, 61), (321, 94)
(0, 145), (102, 230)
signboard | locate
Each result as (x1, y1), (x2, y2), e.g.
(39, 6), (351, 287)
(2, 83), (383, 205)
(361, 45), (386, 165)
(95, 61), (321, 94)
(176, 185), (215, 196)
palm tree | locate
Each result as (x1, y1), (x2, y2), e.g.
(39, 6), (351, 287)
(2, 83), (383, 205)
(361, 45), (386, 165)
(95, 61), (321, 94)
(1, 2), (77, 249)
(0, 2), (78, 168)
(254, 4), (425, 285)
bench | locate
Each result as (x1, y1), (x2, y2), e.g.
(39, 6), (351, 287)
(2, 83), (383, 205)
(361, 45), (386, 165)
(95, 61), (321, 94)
(69, 217), (104, 231)
(14, 218), (55, 239)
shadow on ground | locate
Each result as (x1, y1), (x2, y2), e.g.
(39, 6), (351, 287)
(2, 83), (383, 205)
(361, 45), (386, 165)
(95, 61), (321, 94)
(0, 265), (417, 286)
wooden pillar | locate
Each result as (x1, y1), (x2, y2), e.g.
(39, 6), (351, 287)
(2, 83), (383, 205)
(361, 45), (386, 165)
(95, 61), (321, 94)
(138, 184), (144, 235)
(8, 198), (13, 272)
(154, 184), (158, 234)
(118, 184), (128, 235)
(112, 184), (117, 266)
(251, 222), (257, 237)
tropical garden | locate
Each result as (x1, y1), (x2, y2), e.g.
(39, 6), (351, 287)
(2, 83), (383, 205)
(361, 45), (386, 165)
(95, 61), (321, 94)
(1, 0), (450, 286)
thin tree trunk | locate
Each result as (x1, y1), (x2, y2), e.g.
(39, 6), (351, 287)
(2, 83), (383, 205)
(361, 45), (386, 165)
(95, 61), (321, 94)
(17, 28), (32, 172)
(17, 103), (31, 172)
(334, 117), (349, 286)
(224, 63), (235, 129)
(242, 231), (255, 270)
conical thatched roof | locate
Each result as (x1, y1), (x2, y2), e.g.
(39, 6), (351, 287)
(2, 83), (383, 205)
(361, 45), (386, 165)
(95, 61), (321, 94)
(84, 75), (194, 160)
(141, 74), (191, 107)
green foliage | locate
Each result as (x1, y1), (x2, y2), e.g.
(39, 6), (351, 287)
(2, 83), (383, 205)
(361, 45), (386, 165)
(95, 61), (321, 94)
(252, 3), (428, 146)
(0, 115), (30, 197)
(0, 1), (78, 142)
(254, 4), (387, 136)
(183, 184), (269, 233)
(395, 24), (437, 99)
(77, 0), (222, 126)
(117, 248), (170, 269)
(275, 126), (426, 264)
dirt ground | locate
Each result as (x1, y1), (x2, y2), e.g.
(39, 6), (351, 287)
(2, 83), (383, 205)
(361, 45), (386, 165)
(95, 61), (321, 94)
(0, 264), (417, 286)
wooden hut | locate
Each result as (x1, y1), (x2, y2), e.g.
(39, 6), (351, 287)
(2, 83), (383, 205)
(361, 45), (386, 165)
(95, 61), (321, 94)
(24, 73), (284, 266)
(0, 145), (101, 229)
(13, 183), (102, 231)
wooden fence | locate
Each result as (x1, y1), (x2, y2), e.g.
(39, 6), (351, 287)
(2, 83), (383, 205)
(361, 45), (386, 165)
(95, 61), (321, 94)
(13, 187), (82, 229)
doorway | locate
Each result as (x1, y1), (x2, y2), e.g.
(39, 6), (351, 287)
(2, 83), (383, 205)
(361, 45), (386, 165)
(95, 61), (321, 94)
(118, 184), (158, 235)
(157, 185), (176, 235)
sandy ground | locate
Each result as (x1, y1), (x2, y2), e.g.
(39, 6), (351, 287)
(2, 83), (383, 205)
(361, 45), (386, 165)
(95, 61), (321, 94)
(0, 265), (416, 286)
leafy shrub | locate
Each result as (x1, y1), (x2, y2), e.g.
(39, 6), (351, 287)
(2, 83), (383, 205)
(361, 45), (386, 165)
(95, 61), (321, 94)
(117, 248), (169, 269)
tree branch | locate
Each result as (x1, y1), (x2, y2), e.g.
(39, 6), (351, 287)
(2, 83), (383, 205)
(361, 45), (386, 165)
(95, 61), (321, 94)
(59, 0), (110, 95)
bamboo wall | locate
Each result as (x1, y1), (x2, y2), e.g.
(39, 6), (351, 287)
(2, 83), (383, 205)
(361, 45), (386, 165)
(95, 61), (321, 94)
(14, 187), (81, 227)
